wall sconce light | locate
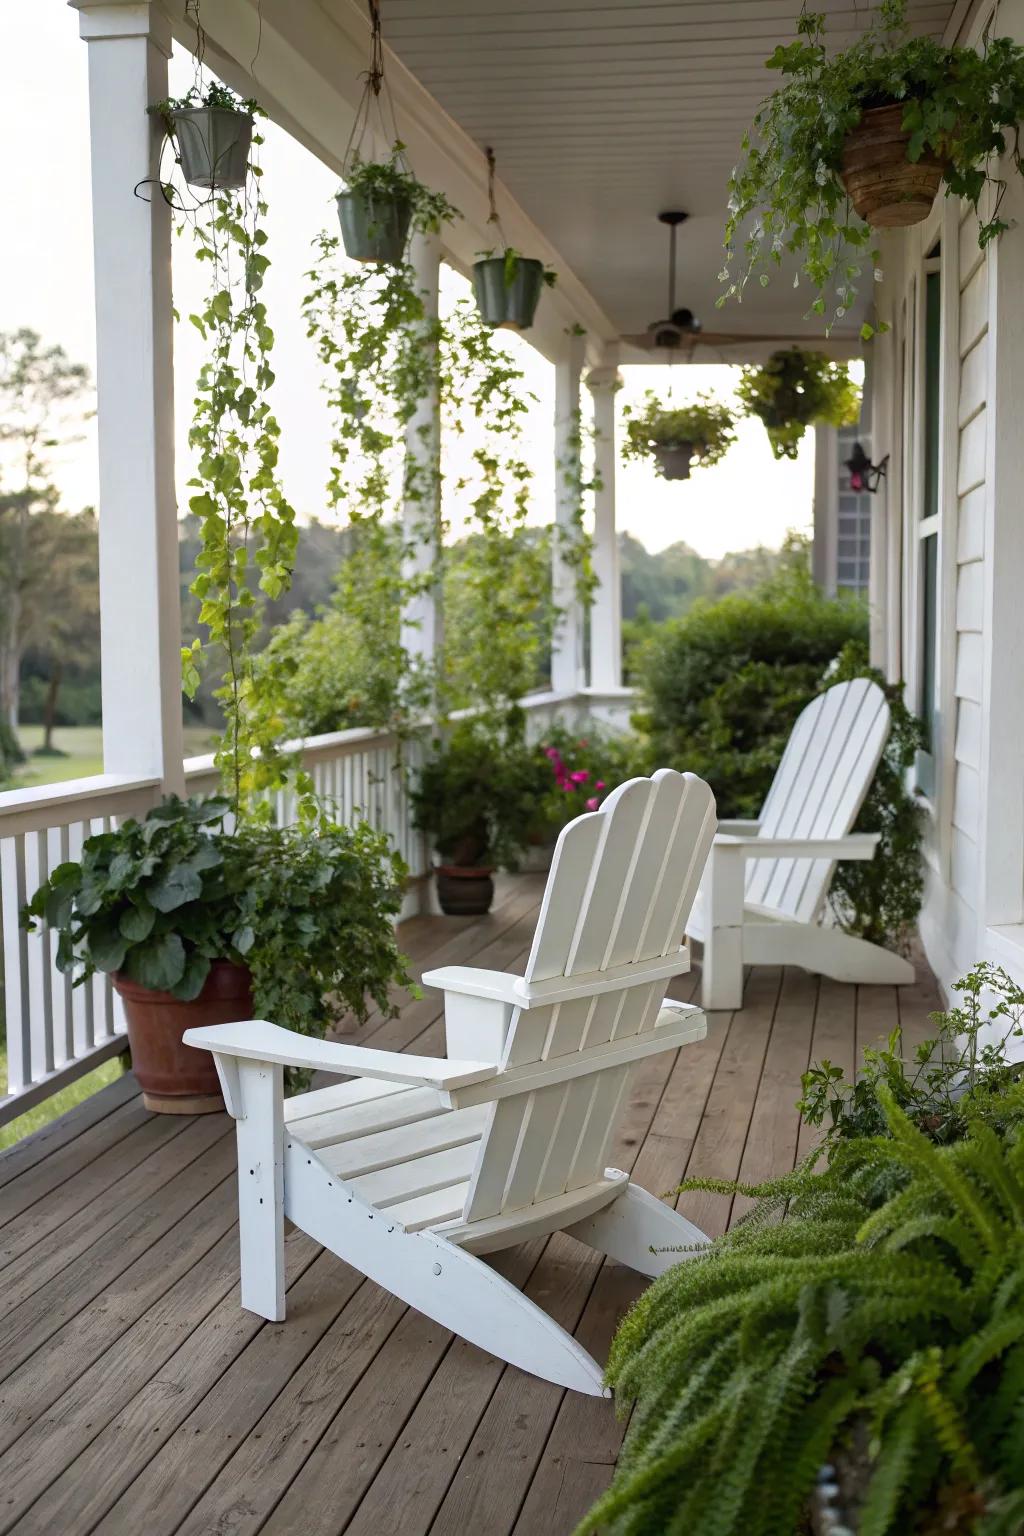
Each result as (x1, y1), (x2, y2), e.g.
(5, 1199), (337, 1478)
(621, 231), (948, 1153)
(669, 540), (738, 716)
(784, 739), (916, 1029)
(844, 441), (889, 494)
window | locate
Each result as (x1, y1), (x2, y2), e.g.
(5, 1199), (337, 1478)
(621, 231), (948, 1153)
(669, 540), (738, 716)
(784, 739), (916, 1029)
(836, 424), (872, 593)
(916, 248), (942, 796)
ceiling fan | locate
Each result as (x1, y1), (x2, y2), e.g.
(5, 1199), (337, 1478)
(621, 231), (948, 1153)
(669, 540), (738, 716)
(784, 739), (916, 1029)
(620, 211), (800, 355)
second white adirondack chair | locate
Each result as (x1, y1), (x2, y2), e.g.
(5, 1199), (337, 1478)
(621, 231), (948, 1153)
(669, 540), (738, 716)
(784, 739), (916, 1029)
(184, 769), (717, 1397)
(686, 677), (916, 1011)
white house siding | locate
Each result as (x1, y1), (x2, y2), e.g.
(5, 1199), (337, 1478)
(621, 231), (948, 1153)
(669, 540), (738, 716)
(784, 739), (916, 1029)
(919, 203), (989, 990)
(872, 0), (1024, 1004)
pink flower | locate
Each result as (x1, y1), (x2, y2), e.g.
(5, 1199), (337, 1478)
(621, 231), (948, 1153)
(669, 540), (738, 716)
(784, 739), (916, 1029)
(595, 780), (606, 792)
(569, 769), (590, 784)
(585, 796), (600, 811)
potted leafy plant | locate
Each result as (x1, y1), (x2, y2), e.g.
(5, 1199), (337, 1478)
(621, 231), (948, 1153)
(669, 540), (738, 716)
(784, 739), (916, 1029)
(622, 391), (737, 482)
(336, 143), (457, 265)
(23, 797), (410, 1112)
(721, 0), (1024, 331)
(411, 718), (540, 915)
(155, 81), (256, 192)
(736, 349), (861, 460)
(472, 248), (557, 332)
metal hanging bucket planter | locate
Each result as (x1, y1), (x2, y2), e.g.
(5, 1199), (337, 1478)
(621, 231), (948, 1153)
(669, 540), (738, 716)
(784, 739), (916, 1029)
(336, 189), (414, 265)
(170, 107), (253, 192)
(472, 256), (546, 331)
(653, 443), (695, 481)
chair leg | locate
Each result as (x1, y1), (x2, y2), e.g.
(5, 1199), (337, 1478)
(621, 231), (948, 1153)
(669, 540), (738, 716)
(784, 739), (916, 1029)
(564, 1180), (710, 1279)
(283, 1146), (609, 1394)
(702, 843), (745, 1011)
(234, 1059), (286, 1322)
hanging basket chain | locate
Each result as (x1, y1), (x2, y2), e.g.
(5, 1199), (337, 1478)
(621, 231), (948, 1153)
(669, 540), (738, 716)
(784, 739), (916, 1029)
(343, 0), (406, 177)
(484, 145), (507, 250)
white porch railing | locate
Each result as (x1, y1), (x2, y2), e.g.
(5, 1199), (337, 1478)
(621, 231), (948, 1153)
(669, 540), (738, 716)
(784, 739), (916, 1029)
(0, 690), (623, 1130)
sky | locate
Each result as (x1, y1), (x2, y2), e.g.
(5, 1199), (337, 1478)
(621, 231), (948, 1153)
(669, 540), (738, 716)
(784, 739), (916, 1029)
(0, 1), (818, 560)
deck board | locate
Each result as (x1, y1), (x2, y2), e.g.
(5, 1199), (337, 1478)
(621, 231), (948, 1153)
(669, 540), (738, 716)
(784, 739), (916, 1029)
(0, 877), (942, 1536)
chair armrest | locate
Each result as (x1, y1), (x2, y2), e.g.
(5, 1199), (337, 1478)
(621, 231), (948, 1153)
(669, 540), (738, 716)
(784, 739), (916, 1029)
(715, 819), (761, 835)
(182, 1020), (496, 1091)
(713, 832), (880, 861)
(421, 966), (527, 1005)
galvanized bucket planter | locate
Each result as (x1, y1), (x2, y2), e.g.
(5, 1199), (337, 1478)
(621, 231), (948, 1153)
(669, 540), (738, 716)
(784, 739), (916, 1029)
(170, 107), (253, 192)
(336, 190), (413, 265)
(653, 443), (695, 481)
(472, 256), (545, 331)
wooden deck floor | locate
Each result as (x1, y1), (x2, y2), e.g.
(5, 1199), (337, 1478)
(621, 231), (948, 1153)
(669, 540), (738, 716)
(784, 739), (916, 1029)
(0, 876), (941, 1536)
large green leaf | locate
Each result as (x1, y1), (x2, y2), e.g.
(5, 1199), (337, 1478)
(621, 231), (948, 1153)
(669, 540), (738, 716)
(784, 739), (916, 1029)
(119, 900), (156, 942)
(146, 862), (204, 913)
(176, 950), (211, 1001)
(87, 925), (128, 974)
(123, 932), (186, 992)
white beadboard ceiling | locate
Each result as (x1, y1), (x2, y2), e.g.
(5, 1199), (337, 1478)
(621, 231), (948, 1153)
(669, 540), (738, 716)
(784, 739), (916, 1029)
(384, 0), (959, 352)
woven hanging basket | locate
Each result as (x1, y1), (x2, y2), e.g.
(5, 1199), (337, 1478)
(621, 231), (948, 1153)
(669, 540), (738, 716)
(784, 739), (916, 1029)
(840, 102), (946, 229)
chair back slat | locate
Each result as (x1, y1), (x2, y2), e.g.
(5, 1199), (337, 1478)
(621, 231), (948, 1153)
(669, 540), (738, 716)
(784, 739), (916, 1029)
(745, 678), (889, 924)
(462, 771), (715, 1225)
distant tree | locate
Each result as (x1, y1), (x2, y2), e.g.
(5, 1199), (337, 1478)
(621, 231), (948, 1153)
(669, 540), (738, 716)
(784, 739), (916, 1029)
(19, 508), (99, 750)
(0, 329), (90, 734)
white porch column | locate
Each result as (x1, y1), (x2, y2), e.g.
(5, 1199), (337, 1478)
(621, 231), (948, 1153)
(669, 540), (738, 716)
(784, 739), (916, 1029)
(71, 0), (184, 795)
(401, 232), (444, 675)
(585, 362), (623, 690)
(551, 329), (586, 695)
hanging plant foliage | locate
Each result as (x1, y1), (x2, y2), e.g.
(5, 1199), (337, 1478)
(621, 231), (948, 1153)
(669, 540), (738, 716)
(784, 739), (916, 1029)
(720, 0), (1024, 333)
(471, 150), (557, 333)
(337, 145), (457, 266)
(622, 392), (737, 482)
(737, 349), (861, 460)
(301, 230), (564, 726)
(155, 81), (255, 193)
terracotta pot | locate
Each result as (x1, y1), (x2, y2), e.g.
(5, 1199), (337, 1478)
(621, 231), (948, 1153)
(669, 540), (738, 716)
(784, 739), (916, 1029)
(840, 102), (946, 228)
(435, 866), (496, 916)
(113, 960), (254, 1114)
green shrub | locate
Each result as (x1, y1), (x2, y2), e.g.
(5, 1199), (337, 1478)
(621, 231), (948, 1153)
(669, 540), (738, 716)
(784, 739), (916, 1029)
(801, 962), (1024, 1151)
(581, 1083), (1024, 1536)
(410, 714), (541, 869)
(529, 721), (644, 843)
(633, 553), (867, 818)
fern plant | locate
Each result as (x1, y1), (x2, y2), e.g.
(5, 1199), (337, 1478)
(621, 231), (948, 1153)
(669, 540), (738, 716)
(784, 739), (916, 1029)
(578, 1090), (1024, 1536)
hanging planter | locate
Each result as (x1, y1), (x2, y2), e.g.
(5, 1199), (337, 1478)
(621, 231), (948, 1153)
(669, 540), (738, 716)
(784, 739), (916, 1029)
(737, 350), (861, 461)
(839, 102), (947, 229)
(720, 0), (1024, 333)
(337, 183), (414, 265)
(473, 250), (554, 332)
(335, 148), (456, 268)
(472, 149), (557, 333)
(622, 392), (737, 484)
(156, 83), (255, 193)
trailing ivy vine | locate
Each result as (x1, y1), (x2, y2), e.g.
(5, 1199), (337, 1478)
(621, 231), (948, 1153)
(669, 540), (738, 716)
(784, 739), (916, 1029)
(301, 229), (571, 728)
(177, 125), (303, 817)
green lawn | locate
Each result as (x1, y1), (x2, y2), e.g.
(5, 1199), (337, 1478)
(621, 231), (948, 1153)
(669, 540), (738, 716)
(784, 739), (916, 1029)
(11, 724), (216, 789)
(0, 1044), (128, 1151)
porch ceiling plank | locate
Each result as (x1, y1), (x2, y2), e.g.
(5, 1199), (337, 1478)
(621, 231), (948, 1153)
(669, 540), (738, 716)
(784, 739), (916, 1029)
(0, 883), (943, 1535)
(379, 0), (957, 349)
(153, 0), (617, 364)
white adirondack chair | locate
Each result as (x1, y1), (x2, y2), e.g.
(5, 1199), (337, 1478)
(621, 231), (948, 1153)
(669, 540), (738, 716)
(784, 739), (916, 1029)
(184, 769), (718, 1397)
(686, 677), (916, 1011)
